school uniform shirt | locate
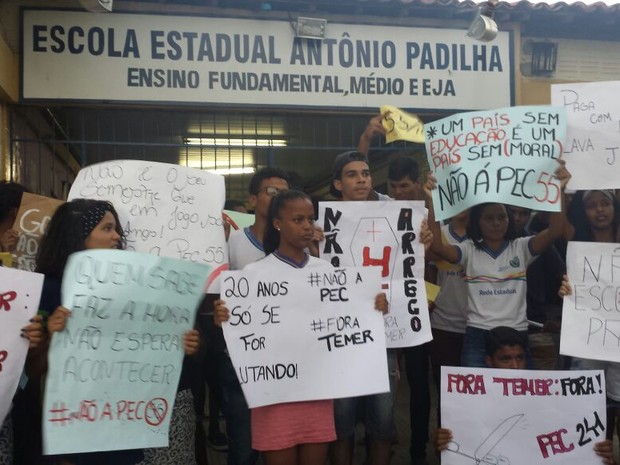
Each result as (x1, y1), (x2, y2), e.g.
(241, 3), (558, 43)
(431, 223), (469, 334)
(455, 236), (537, 332)
(244, 252), (336, 450)
(228, 227), (265, 271)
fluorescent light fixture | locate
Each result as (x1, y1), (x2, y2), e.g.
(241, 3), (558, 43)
(206, 167), (256, 175)
(295, 17), (327, 40)
(185, 137), (287, 147)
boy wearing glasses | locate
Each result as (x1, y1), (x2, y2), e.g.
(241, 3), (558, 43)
(228, 167), (290, 270)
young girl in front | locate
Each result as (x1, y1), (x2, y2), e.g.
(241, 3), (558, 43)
(214, 190), (389, 465)
(36, 199), (200, 465)
(424, 160), (571, 367)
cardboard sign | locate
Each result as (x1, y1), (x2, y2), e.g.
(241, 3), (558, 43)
(221, 266), (389, 408)
(442, 367), (606, 465)
(43, 249), (209, 454)
(561, 241), (620, 362)
(318, 201), (431, 348)
(551, 81), (620, 190)
(12, 193), (64, 271)
(68, 160), (227, 292)
(0, 267), (43, 426)
(425, 106), (566, 221)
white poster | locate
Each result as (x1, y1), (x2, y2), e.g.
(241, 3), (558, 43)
(551, 81), (620, 190)
(561, 241), (620, 362)
(22, 10), (513, 111)
(0, 267), (43, 426)
(68, 160), (226, 292)
(318, 201), (431, 348)
(221, 266), (389, 408)
(442, 367), (606, 465)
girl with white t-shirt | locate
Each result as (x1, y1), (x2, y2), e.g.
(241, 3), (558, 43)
(214, 190), (389, 465)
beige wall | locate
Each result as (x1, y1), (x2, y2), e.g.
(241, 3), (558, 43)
(0, 34), (18, 103)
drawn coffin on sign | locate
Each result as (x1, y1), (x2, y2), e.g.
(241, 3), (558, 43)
(318, 201), (431, 348)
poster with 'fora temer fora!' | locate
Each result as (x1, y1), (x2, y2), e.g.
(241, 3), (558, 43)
(441, 367), (606, 465)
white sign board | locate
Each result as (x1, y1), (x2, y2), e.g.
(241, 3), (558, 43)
(561, 241), (620, 362)
(551, 81), (620, 190)
(442, 367), (606, 465)
(318, 201), (431, 348)
(0, 267), (43, 426)
(22, 10), (513, 110)
(68, 160), (226, 292)
(43, 249), (209, 454)
(221, 266), (389, 408)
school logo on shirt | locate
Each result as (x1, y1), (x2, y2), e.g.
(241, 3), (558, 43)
(509, 256), (520, 268)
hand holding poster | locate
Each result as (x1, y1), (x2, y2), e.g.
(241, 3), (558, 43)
(68, 160), (227, 292)
(318, 201), (430, 348)
(0, 267), (43, 426)
(43, 249), (209, 454)
(425, 106), (566, 221)
(551, 81), (620, 190)
(221, 266), (389, 409)
(11, 193), (64, 271)
(441, 367), (606, 465)
(561, 242), (620, 362)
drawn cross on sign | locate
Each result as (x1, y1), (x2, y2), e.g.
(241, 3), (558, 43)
(366, 220), (382, 242)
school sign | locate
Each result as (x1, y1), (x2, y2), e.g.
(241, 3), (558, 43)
(22, 10), (514, 111)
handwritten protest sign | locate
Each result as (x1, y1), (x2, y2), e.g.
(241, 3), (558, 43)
(43, 249), (209, 454)
(12, 193), (64, 271)
(68, 160), (227, 292)
(551, 81), (620, 190)
(0, 267), (43, 426)
(221, 265), (388, 408)
(561, 242), (620, 362)
(425, 106), (566, 221)
(380, 105), (425, 144)
(442, 367), (606, 465)
(318, 201), (430, 348)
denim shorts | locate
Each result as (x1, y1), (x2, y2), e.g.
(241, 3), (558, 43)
(333, 349), (398, 441)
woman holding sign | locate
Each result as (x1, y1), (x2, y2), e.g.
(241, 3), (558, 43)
(214, 190), (391, 465)
(424, 160), (572, 368)
(563, 189), (620, 465)
(32, 199), (200, 465)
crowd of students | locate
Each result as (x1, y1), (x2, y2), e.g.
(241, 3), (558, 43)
(1, 111), (619, 465)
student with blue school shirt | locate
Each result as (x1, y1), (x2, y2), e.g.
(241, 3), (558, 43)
(435, 326), (616, 465)
(424, 161), (572, 368)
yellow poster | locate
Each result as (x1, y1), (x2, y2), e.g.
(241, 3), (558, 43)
(380, 105), (425, 144)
